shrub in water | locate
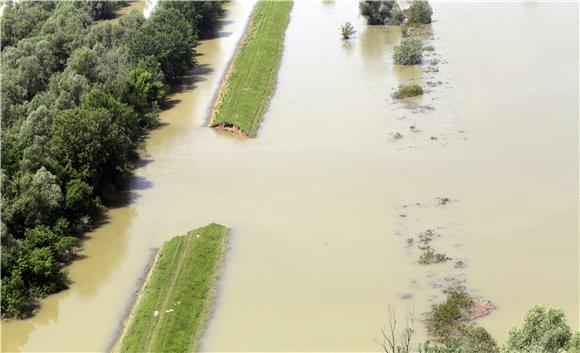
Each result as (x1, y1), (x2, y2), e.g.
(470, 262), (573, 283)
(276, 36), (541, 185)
(359, 0), (402, 25)
(394, 84), (423, 99)
(406, 0), (433, 25)
(340, 21), (356, 39)
(393, 37), (423, 65)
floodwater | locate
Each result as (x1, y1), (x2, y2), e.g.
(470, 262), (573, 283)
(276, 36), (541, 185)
(2, 1), (578, 352)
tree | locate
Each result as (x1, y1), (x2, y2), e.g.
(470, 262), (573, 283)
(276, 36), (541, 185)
(0, 272), (28, 318)
(87, 1), (125, 21)
(393, 37), (423, 65)
(0, 1), (55, 48)
(65, 179), (95, 217)
(126, 65), (166, 114)
(340, 22), (356, 39)
(569, 332), (580, 353)
(160, 1), (224, 37)
(51, 108), (117, 185)
(359, 1), (402, 25)
(505, 305), (571, 353)
(67, 47), (98, 81)
(127, 7), (197, 82)
(3, 167), (63, 232)
(406, 0), (433, 25)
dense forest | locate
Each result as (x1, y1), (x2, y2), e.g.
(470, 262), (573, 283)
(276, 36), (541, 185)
(0, 0), (224, 318)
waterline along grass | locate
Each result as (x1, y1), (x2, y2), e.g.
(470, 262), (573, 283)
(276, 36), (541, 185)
(115, 223), (229, 353)
(210, 0), (293, 137)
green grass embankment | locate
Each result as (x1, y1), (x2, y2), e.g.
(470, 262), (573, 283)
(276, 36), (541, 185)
(113, 223), (230, 353)
(209, 0), (293, 137)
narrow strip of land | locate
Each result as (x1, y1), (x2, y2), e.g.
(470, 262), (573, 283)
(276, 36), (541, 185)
(209, 0), (293, 137)
(112, 223), (230, 353)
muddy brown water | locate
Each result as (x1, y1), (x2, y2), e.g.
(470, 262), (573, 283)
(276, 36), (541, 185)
(2, 1), (578, 352)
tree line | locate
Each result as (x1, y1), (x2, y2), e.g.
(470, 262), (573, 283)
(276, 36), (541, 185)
(1, 0), (224, 318)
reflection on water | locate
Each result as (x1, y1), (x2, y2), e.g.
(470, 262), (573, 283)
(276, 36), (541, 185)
(2, 1), (578, 352)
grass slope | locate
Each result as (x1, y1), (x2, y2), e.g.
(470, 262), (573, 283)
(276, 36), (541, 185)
(115, 223), (230, 353)
(210, 0), (293, 137)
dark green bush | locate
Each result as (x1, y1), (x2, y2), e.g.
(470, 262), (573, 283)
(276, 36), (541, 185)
(359, 0), (402, 25)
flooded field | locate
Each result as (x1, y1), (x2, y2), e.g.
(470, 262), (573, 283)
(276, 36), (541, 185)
(2, 1), (578, 352)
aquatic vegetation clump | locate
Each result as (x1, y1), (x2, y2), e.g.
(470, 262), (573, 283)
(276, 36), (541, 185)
(393, 37), (423, 65)
(394, 84), (423, 99)
(426, 286), (472, 339)
(419, 246), (451, 264)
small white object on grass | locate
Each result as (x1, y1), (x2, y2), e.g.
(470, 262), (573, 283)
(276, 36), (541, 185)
(154, 310), (159, 317)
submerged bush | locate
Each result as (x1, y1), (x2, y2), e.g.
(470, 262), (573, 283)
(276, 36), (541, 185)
(340, 21), (356, 39)
(394, 84), (423, 99)
(359, 0), (402, 25)
(393, 37), (423, 65)
(406, 0), (433, 25)
(426, 286), (472, 340)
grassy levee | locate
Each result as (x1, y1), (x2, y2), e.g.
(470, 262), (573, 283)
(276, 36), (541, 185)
(209, 0), (293, 137)
(114, 223), (230, 353)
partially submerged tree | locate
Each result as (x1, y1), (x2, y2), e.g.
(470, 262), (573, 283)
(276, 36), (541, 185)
(340, 21), (356, 39)
(359, 0), (403, 25)
(393, 37), (423, 65)
(377, 305), (416, 353)
(406, 0), (433, 25)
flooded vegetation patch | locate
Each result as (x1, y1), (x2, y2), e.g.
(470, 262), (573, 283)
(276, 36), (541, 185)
(210, 0), (293, 137)
(418, 246), (451, 264)
(113, 224), (230, 353)
(393, 37), (423, 65)
(393, 84), (423, 99)
(426, 286), (495, 340)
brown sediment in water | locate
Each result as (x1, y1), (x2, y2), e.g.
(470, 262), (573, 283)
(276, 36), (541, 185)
(212, 123), (249, 139)
(465, 298), (496, 321)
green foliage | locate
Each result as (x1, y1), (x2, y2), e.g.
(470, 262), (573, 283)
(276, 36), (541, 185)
(160, 1), (224, 38)
(65, 179), (95, 217)
(406, 0), (433, 25)
(505, 305), (571, 353)
(359, 0), (403, 25)
(1, 1), (56, 48)
(426, 286), (472, 340)
(393, 37), (423, 65)
(87, 1), (126, 21)
(127, 65), (166, 115)
(1, 0), (223, 318)
(394, 84), (423, 99)
(68, 47), (98, 81)
(340, 21), (356, 39)
(569, 332), (580, 353)
(127, 7), (197, 82)
(401, 23), (410, 37)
